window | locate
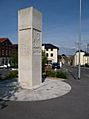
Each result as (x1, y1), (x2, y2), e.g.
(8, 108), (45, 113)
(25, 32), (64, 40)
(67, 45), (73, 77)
(46, 53), (48, 57)
(48, 60), (52, 64)
(51, 48), (53, 51)
(5, 42), (8, 46)
(2, 42), (6, 46)
(2, 59), (4, 65)
(2, 50), (4, 56)
(5, 59), (8, 65)
(46, 49), (48, 51)
(51, 53), (53, 57)
(6, 50), (8, 56)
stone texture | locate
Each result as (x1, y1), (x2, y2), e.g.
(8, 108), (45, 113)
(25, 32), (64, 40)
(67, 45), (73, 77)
(18, 7), (42, 89)
(9, 78), (71, 101)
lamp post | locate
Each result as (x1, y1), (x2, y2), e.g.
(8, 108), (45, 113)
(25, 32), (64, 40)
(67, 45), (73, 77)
(78, 0), (82, 79)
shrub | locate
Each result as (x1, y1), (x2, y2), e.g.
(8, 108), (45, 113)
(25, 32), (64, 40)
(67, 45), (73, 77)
(56, 71), (68, 79)
(85, 63), (89, 67)
(46, 69), (68, 79)
(46, 70), (55, 77)
(42, 51), (48, 73)
(5, 70), (18, 79)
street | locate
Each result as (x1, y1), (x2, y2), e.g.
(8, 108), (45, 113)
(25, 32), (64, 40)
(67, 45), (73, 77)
(0, 66), (89, 119)
(0, 68), (11, 78)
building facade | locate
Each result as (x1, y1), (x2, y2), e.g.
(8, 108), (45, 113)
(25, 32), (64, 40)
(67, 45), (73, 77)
(42, 43), (59, 63)
(84, 53), (89, 65)
(74, 50), (89, 66)
(0, 38), (18, 66)
(87, 44), (89, 53)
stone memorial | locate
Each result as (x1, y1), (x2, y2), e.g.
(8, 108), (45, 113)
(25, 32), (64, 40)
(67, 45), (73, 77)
(18, 7), (42, 89)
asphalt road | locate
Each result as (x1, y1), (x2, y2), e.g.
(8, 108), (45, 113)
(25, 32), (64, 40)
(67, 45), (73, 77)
(0, 68), (11, 77)
(0, 66), (89, 119)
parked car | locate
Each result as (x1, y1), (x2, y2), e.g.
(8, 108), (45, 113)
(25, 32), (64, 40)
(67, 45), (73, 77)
(52, 62), (60, 69)
(0, 65), (8, 69)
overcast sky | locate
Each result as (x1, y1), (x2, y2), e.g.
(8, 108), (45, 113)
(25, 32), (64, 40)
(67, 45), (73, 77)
(0, 0), (89, 49)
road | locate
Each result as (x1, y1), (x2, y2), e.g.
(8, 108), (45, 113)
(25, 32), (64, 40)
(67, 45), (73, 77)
(0, 66), (89, 119)
(0, 68), (11, 78)
(64, 64), (89, 80)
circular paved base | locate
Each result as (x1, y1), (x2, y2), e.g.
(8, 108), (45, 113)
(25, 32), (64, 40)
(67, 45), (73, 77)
(10, 78), (71, 101)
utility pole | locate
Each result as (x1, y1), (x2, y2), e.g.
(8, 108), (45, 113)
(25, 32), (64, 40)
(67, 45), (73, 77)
(78, 0), (82, 79)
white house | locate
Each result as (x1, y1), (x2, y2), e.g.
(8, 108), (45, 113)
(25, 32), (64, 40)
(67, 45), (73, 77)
(42, 43), (59, 63)
(74, 50), (89, 66)
(84, 53), (89, 65)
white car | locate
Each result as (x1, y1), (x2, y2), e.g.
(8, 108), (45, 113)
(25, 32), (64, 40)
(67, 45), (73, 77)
(0, 65), (7, 68)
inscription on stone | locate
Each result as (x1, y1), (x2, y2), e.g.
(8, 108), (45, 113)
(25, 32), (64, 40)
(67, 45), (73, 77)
(32, 30), (41, 54)
(20, 44), (30, 56)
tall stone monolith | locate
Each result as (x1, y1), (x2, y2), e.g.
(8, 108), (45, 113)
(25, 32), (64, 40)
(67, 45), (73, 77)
(18, 7), (42, 89)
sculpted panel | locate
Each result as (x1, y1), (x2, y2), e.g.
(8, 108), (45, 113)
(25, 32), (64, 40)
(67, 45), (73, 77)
(32, 30), (41, 54)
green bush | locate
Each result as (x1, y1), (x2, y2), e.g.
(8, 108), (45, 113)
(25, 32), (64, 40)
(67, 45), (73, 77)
(46, 70), (68, 79)
(5, 70), (18, 79)
(42, 51), (48, 73)
(56, 71), (68, 79)
(85, 63), (89, 67)
(46, 70), (55, 77)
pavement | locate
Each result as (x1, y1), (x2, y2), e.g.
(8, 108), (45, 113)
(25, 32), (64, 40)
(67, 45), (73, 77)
(0, 78), (71, 101)
(10, 78), (71, 101)
(0, 67), (89, 119)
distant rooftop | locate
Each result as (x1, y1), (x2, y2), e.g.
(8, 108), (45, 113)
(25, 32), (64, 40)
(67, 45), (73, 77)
(84, 52), (89, 56)
(42, 43), (59, 50)
(0, 38), (12, 44)
(76, 50), (85, 53)
(0, 38), (9, 43)
(76, 50), (89, 56)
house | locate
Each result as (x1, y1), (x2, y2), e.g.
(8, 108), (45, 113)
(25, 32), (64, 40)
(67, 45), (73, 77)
(0, 38), (12, 66)
(83, 52), (89, 65)
(74, 50), (89, 66)
(58, 54), (68, 65)
(0, 38), (18, 66)
(42, 43), (59, 63)
(67, 55), (74, 65)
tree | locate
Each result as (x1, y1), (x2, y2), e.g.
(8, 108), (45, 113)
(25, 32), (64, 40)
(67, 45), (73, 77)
(42, 51), (48, 73)
(10, 52), (18, 68)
